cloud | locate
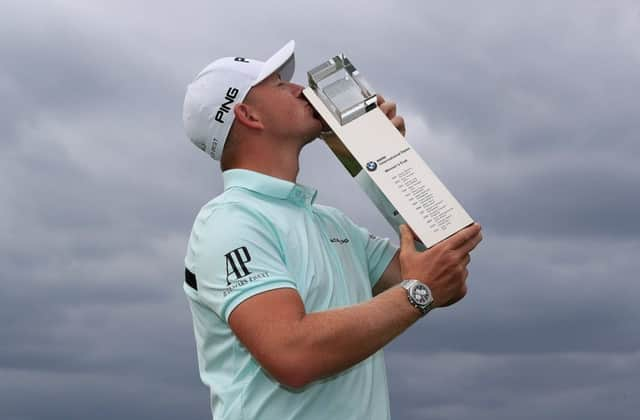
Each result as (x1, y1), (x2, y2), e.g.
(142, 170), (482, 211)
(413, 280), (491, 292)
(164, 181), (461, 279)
(1, 0), (639, 419)
(386, 350), (640, 420)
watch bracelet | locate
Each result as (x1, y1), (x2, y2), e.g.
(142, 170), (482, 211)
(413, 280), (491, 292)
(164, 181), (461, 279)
(401, 279), (432, 316)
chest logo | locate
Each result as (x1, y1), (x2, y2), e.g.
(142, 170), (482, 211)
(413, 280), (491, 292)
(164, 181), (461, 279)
(330, 237), (350, 244)
(225, 246), (252, 285)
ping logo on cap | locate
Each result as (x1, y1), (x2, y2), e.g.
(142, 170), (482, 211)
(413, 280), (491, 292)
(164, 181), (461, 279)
(215, 87), (240, 124)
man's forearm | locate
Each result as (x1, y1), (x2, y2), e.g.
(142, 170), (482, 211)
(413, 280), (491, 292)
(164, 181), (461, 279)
(277, 286), (420, 387)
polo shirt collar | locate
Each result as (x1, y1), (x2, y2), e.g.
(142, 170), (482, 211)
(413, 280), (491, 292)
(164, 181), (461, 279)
(223, 169), (318, 206)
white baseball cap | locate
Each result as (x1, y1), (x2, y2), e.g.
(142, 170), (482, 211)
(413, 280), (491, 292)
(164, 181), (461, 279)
(182, 40), (296, 161)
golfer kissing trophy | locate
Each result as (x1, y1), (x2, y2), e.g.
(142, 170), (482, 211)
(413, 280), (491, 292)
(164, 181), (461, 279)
(302, 54), (473, 248)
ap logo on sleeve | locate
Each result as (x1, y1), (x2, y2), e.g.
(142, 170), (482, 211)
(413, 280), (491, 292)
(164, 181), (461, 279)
(225, 246), (252, 285)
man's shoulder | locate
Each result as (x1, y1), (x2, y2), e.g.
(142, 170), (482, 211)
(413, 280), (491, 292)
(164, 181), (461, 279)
(195, 196), (262, 226)
(192, 189), (288, 238)
(197, 187), (266, 216)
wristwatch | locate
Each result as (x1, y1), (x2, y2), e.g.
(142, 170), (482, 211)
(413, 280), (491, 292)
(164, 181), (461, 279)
(400, 279), (434, 316)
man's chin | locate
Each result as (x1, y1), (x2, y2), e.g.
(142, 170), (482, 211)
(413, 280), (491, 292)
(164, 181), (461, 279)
(316, 115), (330, 132)
(300, 126), (323, 145)
(309, 107), (330, 131)
(305, 127), (322, 142)
(309, 119), (326, 138)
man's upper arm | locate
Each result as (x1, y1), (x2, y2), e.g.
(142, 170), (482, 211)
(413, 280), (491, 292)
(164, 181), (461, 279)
(185, 203), (312, 386)
(186, 203), (297, 321)
(228, 287), (307, 385)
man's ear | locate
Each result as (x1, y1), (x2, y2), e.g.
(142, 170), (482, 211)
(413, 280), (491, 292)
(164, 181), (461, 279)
(233, 103), (264, 130)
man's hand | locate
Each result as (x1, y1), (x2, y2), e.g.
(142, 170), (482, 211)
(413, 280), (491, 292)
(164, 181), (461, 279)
(377, 95), (406, 136)
(399, 223), (483, 308)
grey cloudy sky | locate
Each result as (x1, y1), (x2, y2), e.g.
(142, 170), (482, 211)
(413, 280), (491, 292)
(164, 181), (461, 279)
(1, 0), (639, 419)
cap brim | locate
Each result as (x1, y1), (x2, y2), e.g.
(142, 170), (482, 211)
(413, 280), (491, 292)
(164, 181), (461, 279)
(254, 40), (295, 85)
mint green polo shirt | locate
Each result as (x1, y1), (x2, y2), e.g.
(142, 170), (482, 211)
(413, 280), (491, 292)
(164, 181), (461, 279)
(183, 169), (398, 420)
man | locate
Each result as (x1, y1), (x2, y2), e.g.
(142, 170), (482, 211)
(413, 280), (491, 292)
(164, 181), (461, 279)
(182, 40), (482, 420)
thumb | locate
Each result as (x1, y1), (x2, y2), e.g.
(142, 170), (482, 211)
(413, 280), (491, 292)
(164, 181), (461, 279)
(399, 224), (416, 253)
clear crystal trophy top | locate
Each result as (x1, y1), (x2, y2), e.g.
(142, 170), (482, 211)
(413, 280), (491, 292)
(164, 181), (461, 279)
(303, 54), (473, 248)
(307, 55), (377, 125)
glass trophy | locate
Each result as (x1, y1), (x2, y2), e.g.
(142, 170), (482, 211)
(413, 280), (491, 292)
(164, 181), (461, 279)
(307, 55), (377, 125)
(303, 54), (473, 248)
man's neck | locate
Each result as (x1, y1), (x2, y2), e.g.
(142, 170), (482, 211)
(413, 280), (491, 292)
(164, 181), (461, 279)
(230, 143), (302, 183)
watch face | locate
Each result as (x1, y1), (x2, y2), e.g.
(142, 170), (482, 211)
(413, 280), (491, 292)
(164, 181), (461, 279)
(411, 284), (431, 305)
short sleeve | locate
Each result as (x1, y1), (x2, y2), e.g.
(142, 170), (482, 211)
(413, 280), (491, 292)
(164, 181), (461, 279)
(340, 212), (399, 288)
(185, 203), (297, 322)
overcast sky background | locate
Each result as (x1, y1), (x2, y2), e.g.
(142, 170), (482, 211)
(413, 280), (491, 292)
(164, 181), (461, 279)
(1, 0), (639, 419)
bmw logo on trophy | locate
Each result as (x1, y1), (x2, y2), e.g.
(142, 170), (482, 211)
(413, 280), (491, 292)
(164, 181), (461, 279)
(303, 54), (473, 248)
